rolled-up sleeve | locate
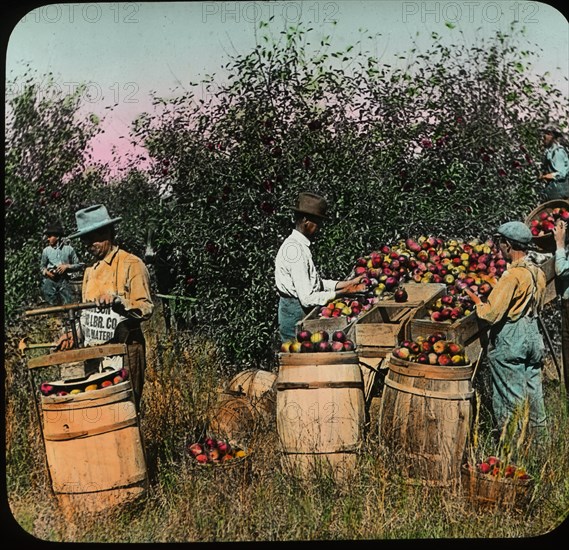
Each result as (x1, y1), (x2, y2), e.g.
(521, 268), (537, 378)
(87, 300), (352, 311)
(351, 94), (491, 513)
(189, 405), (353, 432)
(123, 259), (154, 320)
(290, 252), (336, 308)
(475, 273), (516, 325)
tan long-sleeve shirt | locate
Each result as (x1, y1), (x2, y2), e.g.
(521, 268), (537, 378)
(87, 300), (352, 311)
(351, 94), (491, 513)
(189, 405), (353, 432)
(82, 245), (154, 320)
(474, 258), (546, 325)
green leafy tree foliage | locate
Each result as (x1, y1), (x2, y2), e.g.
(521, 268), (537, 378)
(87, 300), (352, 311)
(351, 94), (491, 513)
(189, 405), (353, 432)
(136, 23), (567, 369)
(4, 72), (106, 320)
(4, 72), (162, 322)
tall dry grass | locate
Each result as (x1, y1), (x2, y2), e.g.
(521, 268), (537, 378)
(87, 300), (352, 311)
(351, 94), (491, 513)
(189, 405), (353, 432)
(5, 310), (569, 543)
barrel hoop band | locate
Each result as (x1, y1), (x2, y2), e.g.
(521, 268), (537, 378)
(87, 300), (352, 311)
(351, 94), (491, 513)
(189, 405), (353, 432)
(281, 447), (359, 454)
(384, 377), (474, 400)
(388, 362), (473, 380)
(43, 417), (138, 441)
(42, 389), (133, 410)
(276, 381), (364, 391)
(53, 473), (147, 493)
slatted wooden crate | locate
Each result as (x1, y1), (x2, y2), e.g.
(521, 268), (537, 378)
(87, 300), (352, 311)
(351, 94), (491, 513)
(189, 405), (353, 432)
(296, 309), (358, 341)
(407, 305), (488, 364)
(354, 283), (447, 351)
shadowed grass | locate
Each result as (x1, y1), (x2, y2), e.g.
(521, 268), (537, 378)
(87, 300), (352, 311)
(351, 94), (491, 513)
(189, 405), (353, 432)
(5, 320), (569, 542)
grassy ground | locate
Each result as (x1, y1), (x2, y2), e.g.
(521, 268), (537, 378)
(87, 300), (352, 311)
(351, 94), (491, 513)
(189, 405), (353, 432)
(5, 309), (569, 543)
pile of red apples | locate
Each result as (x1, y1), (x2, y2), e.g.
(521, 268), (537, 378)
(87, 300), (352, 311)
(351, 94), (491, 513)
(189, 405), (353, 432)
(392, 332), (469, 366)
(281, 329), (355, 353)
(187, 437), (247, 464)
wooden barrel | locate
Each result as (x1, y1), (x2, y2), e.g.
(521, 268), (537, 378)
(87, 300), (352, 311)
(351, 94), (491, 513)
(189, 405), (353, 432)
(276, 351), (365, 481)
(226, 369), (277, 401)
(40, 380), (147, 517)
(378, 354), (474, 486)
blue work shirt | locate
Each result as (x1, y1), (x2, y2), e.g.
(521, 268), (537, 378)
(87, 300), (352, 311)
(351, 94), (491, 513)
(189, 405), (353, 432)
(40, 240), (82, 276)
(543, 143), (569, 183)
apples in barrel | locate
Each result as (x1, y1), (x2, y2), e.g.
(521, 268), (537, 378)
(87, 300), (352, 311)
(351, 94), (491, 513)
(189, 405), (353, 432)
(392, 334), (468, 365)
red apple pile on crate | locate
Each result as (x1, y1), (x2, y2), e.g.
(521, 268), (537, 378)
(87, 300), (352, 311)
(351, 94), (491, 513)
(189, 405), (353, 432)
(280, 330), (355, 353)
(317, 297), (373, 322)
(392, 332), (469, 366)
(528, 206), (569, 236)
(427, 294), (477, 323)
(39, 368), (128, 397)
(468, 455), (531, 480)
(187, 437), (247, 465)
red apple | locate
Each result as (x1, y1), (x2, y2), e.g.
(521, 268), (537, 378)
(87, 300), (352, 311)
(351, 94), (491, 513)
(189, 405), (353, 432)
(394, 287), (408, 303)
(343, 340), (355, 352)
(297, 330), (312, 342)
(332, 330), (346, 343)
(300, 341), (314, 353)
(317, 341), (331, 352)
(188, 443), (204, 457)
(331, 341), (344, 352)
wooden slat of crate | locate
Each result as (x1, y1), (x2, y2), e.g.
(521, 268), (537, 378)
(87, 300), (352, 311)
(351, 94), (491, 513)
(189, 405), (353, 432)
(393, 282), (447, 305)
(407, 312), (483, 343)
(355, 307), (416, 349)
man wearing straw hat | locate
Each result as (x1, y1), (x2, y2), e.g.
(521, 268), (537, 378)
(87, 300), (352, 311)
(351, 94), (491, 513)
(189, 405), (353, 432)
(274, 191), (368, 343)
(57, 204), (154, 409)
(464, 221), (547, 441)
(538, 123), (569, 200)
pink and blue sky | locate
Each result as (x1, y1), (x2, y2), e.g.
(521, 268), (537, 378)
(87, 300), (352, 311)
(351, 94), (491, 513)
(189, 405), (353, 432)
(6, 1), (569, 176)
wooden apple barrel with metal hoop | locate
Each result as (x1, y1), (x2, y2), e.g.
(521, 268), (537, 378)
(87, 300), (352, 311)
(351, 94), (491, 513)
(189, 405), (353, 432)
(276, 351), (365, 481)
(29, 344), (147, 517)
(378, 354), (474, 486)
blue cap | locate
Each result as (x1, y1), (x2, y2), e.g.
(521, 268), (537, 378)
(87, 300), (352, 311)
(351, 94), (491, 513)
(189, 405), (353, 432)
(495, 221), (532, 245)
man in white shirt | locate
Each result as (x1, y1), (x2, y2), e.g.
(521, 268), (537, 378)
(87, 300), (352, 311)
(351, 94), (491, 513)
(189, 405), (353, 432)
(275, 192), (368, 342)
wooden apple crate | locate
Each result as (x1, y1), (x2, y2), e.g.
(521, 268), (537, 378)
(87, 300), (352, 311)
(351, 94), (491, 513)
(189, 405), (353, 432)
(407, 307), (488, 364)
(354, 283), (447, 351)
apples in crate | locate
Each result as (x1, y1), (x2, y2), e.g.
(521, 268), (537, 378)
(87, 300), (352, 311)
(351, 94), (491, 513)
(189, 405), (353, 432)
(318, 297), (372, 322)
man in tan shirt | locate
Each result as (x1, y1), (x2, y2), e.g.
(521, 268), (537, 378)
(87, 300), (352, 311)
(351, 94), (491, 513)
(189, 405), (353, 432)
(465, 221), (547, 440)
(61, 204), (154, 409)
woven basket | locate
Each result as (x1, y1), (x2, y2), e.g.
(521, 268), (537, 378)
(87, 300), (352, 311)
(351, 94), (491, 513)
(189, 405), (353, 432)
(524, 199), (569, 252)
(186, 442), (251, 470)
(461, 464), (534, 511)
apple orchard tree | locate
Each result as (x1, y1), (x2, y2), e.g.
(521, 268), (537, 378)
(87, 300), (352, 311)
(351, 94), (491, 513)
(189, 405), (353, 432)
(5, 23), (567, 371)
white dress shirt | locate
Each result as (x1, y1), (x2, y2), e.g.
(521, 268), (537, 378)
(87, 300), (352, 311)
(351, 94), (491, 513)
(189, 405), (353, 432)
(274, 229), (337, 308)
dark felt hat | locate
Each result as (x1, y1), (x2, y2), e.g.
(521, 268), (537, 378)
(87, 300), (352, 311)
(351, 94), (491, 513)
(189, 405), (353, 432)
(44, 223), (64, 236)
(291, 192), (329, 220)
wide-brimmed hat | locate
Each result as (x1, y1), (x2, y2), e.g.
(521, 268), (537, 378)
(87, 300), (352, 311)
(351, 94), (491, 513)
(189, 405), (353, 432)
(67, 204), (122, 239)
(291, 192), (329, 220)
(495, 221), (532, 246)
(540, 123), (564, 137)
(44, 222), (64, 236)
